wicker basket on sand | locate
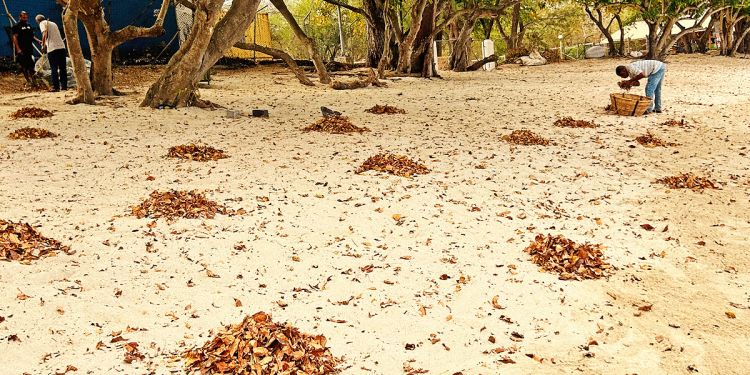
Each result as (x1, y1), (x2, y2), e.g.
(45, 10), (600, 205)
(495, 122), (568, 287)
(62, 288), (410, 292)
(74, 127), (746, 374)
(610, 93), (653, 116)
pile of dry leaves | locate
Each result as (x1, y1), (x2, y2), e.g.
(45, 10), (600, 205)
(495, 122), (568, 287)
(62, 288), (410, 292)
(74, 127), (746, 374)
(184, 312), (340, 374)
(365, 105), (406, 115)
(132, 190), (241, 220)
(662, 119), (687, 127)
(303, 116), (370, 134)
(502, 130), (552, 146)
(167, 144), (229, 162)
(10, 107), (53, 119)
(654, 173), (718, 190)
(524, 234), (613, 280)
(1, 219), (72, 262)
(7, 127), (57, 140)
(553, 117), (597, 128)
(357, 153), (429, 177)
(635, 131), (678, 147)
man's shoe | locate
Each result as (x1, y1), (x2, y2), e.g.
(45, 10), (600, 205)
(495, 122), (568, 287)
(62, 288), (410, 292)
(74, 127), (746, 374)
(654, 109), (662, 113)
(48, 88), (60, 92)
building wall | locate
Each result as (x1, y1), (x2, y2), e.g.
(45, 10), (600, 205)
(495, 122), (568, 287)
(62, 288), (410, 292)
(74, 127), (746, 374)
(224, 13), (273, 60)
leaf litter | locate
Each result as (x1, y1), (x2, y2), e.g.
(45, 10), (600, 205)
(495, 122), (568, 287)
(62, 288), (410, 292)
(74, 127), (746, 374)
(524, 234), (613, 280)
(183, 311), (340, 374)
(303, 116), (370, 134)
(8, 127), (58, 140)
(654, 173), (718, 190)
(553, 117), (598, 128)
(365, 104), (406, 114)
(167, 144), (229, 161)
(1, 219), (73, 262)
(131, 190), (243, 220)
(501, 130), (552, 146)
(9, 107), (53, 119)
(356, 153), (429, 177)
(635, 131), (678, 147)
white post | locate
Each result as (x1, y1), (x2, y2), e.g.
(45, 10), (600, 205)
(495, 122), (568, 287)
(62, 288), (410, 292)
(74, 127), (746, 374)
(558, 34), (564, 60)
(481, 39), (495, 71)
(433, 40), (439, 72)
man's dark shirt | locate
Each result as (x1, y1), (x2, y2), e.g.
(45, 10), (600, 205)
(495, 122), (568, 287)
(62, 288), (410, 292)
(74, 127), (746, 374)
(11, 21), (34, 54)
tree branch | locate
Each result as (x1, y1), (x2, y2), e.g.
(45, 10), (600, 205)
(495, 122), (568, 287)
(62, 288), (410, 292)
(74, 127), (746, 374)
(110, 0), (170, 45)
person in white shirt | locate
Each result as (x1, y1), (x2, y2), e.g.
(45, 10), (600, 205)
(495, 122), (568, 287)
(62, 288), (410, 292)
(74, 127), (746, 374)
(36, 14), (68, 92)
(616, 59), (666, 114)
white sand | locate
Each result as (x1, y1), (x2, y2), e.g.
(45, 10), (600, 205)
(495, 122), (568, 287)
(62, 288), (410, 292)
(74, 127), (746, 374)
(1, 54), (749, 374)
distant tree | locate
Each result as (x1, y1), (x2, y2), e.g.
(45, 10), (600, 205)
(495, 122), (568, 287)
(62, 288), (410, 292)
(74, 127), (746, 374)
(578, 0), (627, 55)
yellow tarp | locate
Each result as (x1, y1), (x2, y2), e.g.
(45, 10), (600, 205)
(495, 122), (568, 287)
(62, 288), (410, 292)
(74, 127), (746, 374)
(225, 13), (273, 60)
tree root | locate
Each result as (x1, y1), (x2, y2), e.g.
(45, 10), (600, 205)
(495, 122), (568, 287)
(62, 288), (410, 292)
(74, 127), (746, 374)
(330, 69), (386, 90)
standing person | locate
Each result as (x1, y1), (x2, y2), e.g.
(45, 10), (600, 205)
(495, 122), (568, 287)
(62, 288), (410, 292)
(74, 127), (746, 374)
(615, 60), (667, 114)
(36, 14), (68, 92)
(11, 11), (38, 87)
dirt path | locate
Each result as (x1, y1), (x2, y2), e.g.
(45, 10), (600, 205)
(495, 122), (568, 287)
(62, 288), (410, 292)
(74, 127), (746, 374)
(0, 55), (748, 374)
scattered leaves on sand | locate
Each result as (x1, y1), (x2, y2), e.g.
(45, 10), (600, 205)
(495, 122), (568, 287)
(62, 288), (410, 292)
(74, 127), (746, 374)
(123, 342), (145, 363)
(167, 144), (229, 162)
(524, 234), (613, 280)
(132, 190), (242, 220)
(554, 117), (598, 128)
(501, 130), (551, 146)
(662, 119), (687, 127)
(8, 127), (57, 140)
(1, 219), (73, 262)
(357, 153), (429, 177)
(654, 173), (718, 191)
(303, 116), (370, 134)
(184, 311), (340, 374)
(635, 131), (678, 147)
(365, 104), (406, 114)
(10, 107), (53, 119)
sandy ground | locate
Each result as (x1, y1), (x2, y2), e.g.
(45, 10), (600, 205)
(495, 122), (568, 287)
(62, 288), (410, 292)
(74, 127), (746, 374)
(1, 54), (749, 375)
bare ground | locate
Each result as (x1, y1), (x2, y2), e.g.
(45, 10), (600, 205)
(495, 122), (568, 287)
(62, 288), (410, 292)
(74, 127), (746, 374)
(0, 54), (749, 374)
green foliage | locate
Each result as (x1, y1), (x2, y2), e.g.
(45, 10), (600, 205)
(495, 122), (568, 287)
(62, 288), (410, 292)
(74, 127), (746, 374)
(269, 0), (368, 61)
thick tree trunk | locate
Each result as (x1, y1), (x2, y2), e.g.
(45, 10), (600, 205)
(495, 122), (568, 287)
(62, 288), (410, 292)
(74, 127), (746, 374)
(449, 13), (477, 72)
(363, 0), (388, 67)
(498, 3), (523, 50)
(696, 18), (716, 53)
(141, 0), (225, 107)
(142, 0), (262, 108)
(61, 3), (95, 104)
(377, 0), (394, 78)
(396, 0), (429, 73)
(234, 42), (314, 86)
(731, 18), (750, 56)
(409, 0), (439, 77)
(269, 0), (330, 84)
(90, 42), (114, 95)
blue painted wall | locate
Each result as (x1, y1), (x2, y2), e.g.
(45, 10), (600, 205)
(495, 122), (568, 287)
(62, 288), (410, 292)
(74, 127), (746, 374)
(1, 0), (179, 59)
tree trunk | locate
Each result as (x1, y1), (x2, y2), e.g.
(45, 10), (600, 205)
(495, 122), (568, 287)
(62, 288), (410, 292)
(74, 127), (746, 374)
(363, 0), (387, 67)
(731, 18), (750, 56)
(61, 2), (95, 104)
(270, 0), (330, 84)
(141, 0), (225, 107)
(235, 42), (314, 86)
(396, 0), (429, 73)
(409, 0), (440, 77)
(466, 53), (497, 71)
(696, 18), (716, 53)
(142, 0), (262, 108)
(584, 6), (619, 57)
(449, 12), (478, 72)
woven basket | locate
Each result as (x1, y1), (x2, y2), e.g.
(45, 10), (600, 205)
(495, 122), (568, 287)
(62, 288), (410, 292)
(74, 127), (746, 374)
(610, 93), (653, 116)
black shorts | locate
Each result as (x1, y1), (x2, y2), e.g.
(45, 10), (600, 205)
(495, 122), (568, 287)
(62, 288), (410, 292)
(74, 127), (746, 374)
(16, 53), (34, 70)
